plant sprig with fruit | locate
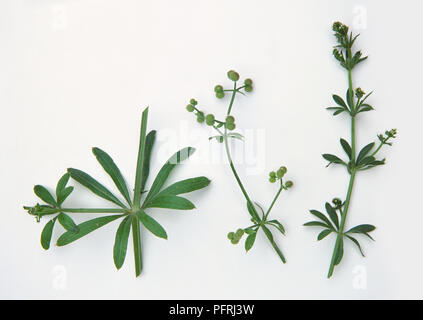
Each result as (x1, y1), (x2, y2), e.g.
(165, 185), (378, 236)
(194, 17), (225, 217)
(186, 70), (293, 262)
(24, 107), (210, 277)
(304, 22), (397, 278)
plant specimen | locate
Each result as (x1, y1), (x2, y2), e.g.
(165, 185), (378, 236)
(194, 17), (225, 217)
(185, 70), (293, 262)
(304, 22), (397, 278)
(24, 107), (210, 277)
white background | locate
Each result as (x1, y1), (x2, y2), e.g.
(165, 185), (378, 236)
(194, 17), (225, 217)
(1, 0), (422, 299)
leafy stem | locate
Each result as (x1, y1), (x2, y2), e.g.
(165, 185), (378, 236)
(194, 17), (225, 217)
(186, 70), (293, 262)
(305, 21), (397, 278)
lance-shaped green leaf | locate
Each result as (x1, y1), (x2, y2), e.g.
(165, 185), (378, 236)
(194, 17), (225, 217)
(133, 108), (149, 207)
(157, 177), (210, 197)
(317, 229), (332, 241)
(322, 154), (346, 167)
(267, 219), (285, 235)
(356, 142), (375, 164)
(34, 185), (57, 207)
(262, 225), (286, 263)
(92, 147), (131, 206)
(113, 216), (133, 270)
(41, 217), (57, 250)
(308, 210), (335, 231)
(57, 215), (123, 246)
(143, 147), (196, 205)
(245, 232), (257, 252)
(325, 202), (339, 230)
(140, 130), (156, 192)
(56, 173), (73, 205)
(332, 94), (348, 109)
(304, 221), (331, 228)
(136, 211), (167, 239)
(346, 235), (365, 257)
(247, 200), (261, 222)
(334, 238), (344, 266)
(327, 107), (345, 116)
(57, 212), (78, 233)
(346, 88), (354, 110)
(145, 195), (195, 210)
(67, 168), (127, 209)
(346, 224), (376, 234)
(340, 138), (352, 160)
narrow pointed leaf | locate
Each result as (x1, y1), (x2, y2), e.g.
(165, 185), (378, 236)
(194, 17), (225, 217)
(136, 211), (167, 239)
(56, 173), (71, 205)
(334, 238), (344, 266)
(322, 154), (346, 166)
(34, 185), (57, 206)
(57, 215), (123, 246)
(261, 225), (286, 263)
(317, 229), (332, 241)
(346, 88), (354, 110)
(325, 202), (339, 230)
(340, 138), (352, 160)
(158, 177), (210, 196)
(133, 107), (149, 207)
(309, 210), (335, 231)
(57, 212), (78, 233)
(67, 168), (127, 208)
(245, 232), (257, 252)
(143, 147), (196, 205)
(346, 235), (365, 257)
(304, 221), (330, 228)
(267, 219), (285, 235)
(346, 224), (376, 234)
(141, 130), (156, 192)
(356, 142), (375, 164)
(92, 147), (131, 206)
(247, 201), (261, 222)
(41, 218), (57, 250)
(113, 216), (133, 269)
(145, 195), (195, 210)
(332, 94), (348, 109)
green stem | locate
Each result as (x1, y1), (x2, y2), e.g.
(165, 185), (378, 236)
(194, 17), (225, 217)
(327, 68), (357, 278)
(264, 180), (284, 220)
(60, 208), (128, 213)
(132, 217), (143, 277)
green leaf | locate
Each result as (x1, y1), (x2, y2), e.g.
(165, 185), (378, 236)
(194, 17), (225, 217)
(141, 130), (156, 192)
(92, 147), (132, 206)
(56, 173), (71, 205)
(209, 135), (224, 143)
(131, 218), (143, 277)
(267, 219), (285, 235)
(346, 88), (354, 110)
(327, 107), (345, 116)
(57, 212), (78, 233)
(322, 154), (346, 166)
(309, 210), (335, 231)
(58, 187), (74, 206)
(57, 215), (123, 246)
(304, 221), (330, 228)
(261, 225), (286, 263)
(325, 202), (339, 230)
(245, 232), (257, 252)
(113, 216), (133, 269)
(334, 238), (344, 266)
(340, 138), (352, 160)
(133, 108), (149, 207)
(41, 218), (57, 250)
(143, 147), (196, 205)
(317, 229), (332, 241)
(34, 185), (57, 206)
(346, 224), (376, 234)
(145, 195), (195, 210)
(356, 142), (375, 164)
(358, 104), (374, 113)
(67, 168), (127, 208)
(227, 133), (244, 141)
(346, 235), (365, 257)
(157, 177), (210, 196)
(136, 211), (167, 239)
(247, 201), (261, 222)
(358, 156), (376, 166)
(332, 94), (348, 109)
